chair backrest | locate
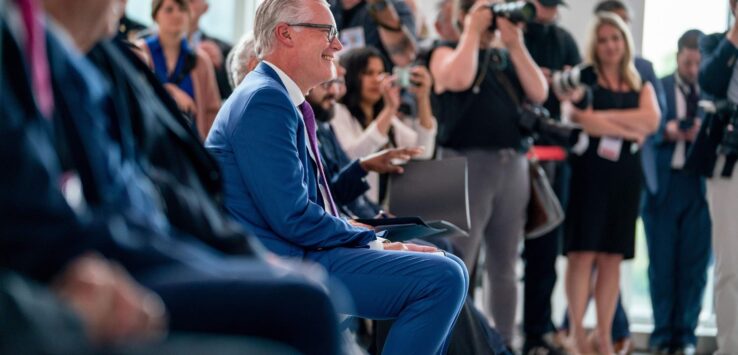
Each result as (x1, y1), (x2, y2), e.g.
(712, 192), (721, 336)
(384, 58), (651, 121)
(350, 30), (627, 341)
(386, 157), (470, 231)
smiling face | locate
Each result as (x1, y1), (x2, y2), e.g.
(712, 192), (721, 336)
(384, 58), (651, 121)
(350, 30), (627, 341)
(289, 1), (343, 90)
(154, 0), (190, 37)
(595, 23), (626, 67)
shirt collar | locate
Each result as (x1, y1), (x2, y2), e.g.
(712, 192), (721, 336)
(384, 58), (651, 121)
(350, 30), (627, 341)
(263, 60), (305, 107)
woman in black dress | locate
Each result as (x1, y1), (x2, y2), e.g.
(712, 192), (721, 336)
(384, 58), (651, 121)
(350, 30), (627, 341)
(563, 12), (660, 354)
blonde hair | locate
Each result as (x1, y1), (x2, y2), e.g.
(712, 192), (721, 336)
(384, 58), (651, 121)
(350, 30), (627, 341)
(585, 11), (641, 91)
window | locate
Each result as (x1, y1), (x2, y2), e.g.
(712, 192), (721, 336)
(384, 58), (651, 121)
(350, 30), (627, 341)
(124, 0), (260, 43)
(643, 0), (730, 77)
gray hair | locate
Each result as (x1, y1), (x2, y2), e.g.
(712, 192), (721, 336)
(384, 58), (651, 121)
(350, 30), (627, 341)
(226, 32), (257, 88)
(253, 0), (327, 58)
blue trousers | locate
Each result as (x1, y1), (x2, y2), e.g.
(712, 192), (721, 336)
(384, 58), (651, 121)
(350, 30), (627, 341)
(643, 170), (711, 348)
(138, 257), (342, 355)
(306, 248), (468, 355)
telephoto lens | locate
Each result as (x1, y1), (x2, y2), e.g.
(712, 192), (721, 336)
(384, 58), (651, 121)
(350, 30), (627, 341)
(552, 64), (597, 109)
(488, 1), (536, 31)
(552, 64), (597, 94)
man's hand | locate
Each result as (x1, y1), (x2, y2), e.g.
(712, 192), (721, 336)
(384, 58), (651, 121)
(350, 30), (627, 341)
(348, 219), (375, 230)
(465, 0), (493, 37)
(665, 119), (701, 142)
(359, 147), (424, 174)
(52, 254), (167, 345)
(497, 17), (524, 50)
(686, 118), (702, 142)
(384, 242), (439, 253)
(665, 120), (686, 141)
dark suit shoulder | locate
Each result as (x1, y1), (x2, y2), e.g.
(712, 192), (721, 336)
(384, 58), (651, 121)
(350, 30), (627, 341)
(660, 73), (675, 87)
(701, 32), (727, 55)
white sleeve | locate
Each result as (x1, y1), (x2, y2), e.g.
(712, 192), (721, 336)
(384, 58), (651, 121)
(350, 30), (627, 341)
(330, 104), (389, 159)
(394, 116), (437, 159)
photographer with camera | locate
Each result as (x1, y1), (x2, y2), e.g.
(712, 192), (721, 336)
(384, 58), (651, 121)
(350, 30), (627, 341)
(429, 0), (547, 347)
(559, 12), (660, 354)
(641, 29), (711, 355)
(683, 1), (738, 352)
(520, 0), (581, 353)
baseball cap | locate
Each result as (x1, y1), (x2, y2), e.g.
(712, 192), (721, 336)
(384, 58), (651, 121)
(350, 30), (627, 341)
(538, 0), (568, 7)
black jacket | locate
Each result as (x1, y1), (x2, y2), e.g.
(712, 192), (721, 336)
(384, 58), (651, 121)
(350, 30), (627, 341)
(685, 33), (738, 177)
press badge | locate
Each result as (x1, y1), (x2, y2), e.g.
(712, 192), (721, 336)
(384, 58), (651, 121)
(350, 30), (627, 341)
(597, 136), (622, 162)
(339, 27), (365, 52)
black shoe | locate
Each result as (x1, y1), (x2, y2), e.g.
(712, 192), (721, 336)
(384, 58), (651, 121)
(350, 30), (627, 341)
(523, 338), (563, 355)
(649, 345), (670, 355)
(670, 344), (696, 355)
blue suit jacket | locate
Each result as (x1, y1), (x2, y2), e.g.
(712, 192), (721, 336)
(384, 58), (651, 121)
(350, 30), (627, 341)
(205, 63), (375, 257)
(647, 74), (707, 204)
(636, 57), (667, 195)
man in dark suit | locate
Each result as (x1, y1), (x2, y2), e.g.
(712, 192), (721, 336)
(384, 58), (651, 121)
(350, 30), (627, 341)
(0, 1), (341, 353)
(642, 29), (711, 355)
(684, 1), (738, 352)
(205, 1), (468, 353)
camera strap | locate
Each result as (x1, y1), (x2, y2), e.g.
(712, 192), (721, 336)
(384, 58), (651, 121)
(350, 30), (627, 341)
(493, 66), (522, 107)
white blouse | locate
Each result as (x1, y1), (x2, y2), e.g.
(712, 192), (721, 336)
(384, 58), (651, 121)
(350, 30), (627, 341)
(330, 103), (437, 202)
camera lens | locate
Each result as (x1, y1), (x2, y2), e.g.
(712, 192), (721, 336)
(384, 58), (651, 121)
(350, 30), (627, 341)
(488, 1), (537, 31)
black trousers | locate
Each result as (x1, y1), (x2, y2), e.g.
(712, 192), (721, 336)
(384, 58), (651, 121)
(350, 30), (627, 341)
(522, 161), (569, 339)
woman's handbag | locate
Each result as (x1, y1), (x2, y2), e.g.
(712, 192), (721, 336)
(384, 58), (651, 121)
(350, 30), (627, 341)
(524, 158), (565, 239)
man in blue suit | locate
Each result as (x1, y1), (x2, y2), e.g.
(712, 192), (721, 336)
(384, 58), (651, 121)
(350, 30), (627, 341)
(642, 30), (711, 355)
(205, 0), (468, 353)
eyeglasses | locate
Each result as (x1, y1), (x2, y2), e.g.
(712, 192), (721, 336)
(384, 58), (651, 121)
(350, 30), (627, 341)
(287, 23), (339, 43)
(319, 78), (345, 89)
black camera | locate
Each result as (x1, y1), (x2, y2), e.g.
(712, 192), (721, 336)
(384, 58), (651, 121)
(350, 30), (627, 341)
(518, 104), (582, 148)
(714, 101), (738, 157)
(552, 64), (597, 109)
(678, 117), (696, 131)
(488, 1), (537, 31)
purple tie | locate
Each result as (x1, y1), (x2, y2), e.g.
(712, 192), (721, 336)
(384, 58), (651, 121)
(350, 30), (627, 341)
(298, 101), (339, 216)
(18, 0), (54, 119)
